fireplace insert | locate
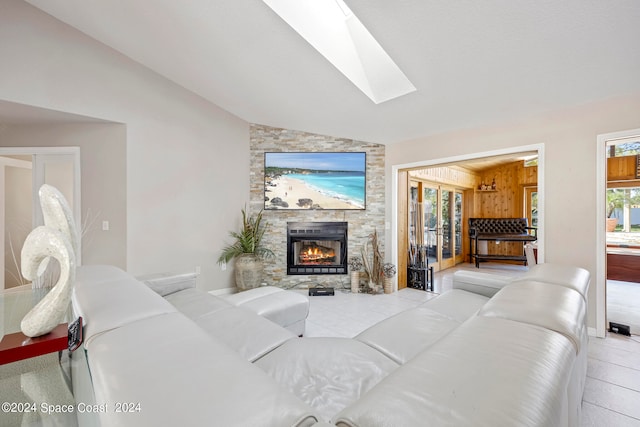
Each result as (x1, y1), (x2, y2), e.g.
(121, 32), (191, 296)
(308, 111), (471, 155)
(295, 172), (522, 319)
(287, 222), (348, 275)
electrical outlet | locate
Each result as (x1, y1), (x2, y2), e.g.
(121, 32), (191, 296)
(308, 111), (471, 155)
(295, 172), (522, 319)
(195, 266), (201, 275)
(221, 261), (227, 271)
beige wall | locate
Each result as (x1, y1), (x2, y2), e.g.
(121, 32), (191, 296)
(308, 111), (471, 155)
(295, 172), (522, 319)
(0, 124), (127, 269)
(387, 93), (640, 330)
(0, 0), (250, 289)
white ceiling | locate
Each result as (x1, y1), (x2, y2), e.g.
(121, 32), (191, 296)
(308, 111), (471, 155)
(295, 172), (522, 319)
(22, 0), (640, 145)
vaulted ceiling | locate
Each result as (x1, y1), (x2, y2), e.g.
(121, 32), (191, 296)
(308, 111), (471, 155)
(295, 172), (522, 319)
(23, 0), (640, 145)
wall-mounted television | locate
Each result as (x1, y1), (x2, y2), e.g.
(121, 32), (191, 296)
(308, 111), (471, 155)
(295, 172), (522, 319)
(264, 152), (366, 210)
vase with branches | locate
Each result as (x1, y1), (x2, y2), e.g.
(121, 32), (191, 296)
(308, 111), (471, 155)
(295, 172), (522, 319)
(348, 256), (363, 293)
(361, 230), (383, 293)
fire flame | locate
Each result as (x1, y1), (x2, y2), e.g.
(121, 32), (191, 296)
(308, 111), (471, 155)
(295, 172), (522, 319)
(299, 244), (336, 264)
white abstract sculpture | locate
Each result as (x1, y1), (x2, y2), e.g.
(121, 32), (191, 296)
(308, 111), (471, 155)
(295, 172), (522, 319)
(39, 184), (79, 259)
(20, 226), (76, 337)
(20, 184), (78, 337)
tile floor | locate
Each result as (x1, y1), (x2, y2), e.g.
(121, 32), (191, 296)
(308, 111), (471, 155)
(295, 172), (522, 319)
(303, 262), (640, 426)
(607, 279), (640, 335)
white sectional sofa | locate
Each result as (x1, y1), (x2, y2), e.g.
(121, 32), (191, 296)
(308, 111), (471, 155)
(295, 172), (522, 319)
(69, 263), (589, 427)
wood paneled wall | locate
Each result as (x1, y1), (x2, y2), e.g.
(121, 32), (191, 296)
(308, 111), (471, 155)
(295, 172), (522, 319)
(404, 161), (538, 266)
(410, 166), (477, 189)
(474, 161), (538, 257)
(608, 155), (637, 181)
(608, 155), (640, 188)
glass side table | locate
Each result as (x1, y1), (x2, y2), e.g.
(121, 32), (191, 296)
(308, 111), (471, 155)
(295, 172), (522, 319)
(0, 287), (68, 365)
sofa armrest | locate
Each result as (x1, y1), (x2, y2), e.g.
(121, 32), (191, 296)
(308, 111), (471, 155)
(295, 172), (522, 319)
(452, 270), (513, 298)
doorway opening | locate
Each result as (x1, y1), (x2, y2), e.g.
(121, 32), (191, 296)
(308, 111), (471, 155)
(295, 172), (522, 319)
(0, 147), (81, 290)
(602, 134), (640, 336)
(392, 144), (544, 291)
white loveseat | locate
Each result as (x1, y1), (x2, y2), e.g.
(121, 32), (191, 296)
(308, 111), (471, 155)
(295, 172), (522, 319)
(69, 263), (589, 427)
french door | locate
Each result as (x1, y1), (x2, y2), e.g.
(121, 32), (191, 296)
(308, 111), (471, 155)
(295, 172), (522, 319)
(411, 181), (463, 273)
(0, 148), (80, 289)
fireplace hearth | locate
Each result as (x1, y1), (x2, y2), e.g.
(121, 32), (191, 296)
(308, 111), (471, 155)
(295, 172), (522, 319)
(287, 222), (348, 275)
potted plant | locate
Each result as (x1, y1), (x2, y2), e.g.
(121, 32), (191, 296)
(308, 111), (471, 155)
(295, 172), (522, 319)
(218, 207), (274, 291)
(606, 189), (640, 232)
(607, 190), (622, 232)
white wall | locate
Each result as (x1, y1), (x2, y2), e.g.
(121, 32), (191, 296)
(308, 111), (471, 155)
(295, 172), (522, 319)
(386, 93), (640, 330)
(0, 0), (250, 289)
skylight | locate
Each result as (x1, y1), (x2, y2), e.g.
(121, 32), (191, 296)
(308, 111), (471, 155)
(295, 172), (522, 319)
(263, 0), (417, 104)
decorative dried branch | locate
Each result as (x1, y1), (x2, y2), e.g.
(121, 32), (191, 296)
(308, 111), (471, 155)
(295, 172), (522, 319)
(361, 229), (384, 290)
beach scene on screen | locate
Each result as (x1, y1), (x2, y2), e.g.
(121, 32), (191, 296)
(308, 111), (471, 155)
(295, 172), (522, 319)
(264, 152), (366, 210)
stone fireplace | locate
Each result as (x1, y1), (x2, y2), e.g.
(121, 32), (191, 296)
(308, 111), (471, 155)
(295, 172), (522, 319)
(287, 222), (348, 275)
(250, 124), (385, 288)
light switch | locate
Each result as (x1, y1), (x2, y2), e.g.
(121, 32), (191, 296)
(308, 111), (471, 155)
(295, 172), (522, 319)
(102, 221), (110, 231)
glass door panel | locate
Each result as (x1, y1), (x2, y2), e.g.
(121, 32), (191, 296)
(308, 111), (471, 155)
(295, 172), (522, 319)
(440, 188), (455, 270)
(525, 187), (538, 228)
(454, 191), (463, 259)
(423, 187), (438, 266)
(421, 185), (462, 272)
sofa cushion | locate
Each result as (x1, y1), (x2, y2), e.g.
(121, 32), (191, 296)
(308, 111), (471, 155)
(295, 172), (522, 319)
(87, 312), (320, 427)
(355, 289), (488, 364)
(223, 286), (285, 305)
(164, 288), (232, 319)
(418, 288), (489, 322)
(478, 281), (586, 353)
(452, 270), (513, 297)
(166, 288), (295, 361)
(191, 306), (295, 362)
(512, 263), (590, 300)
(138, 271), (198, 296)
(334, 316), (576, 427)
(255, 337), (399, 422)
(73, 265), (177, 348)
(223, 288), (310, 333)
(355, 306), (460, 364)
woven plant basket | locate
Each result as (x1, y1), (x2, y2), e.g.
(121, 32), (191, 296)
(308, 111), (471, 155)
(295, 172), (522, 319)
(350, 271), (360, 293)
(383, 277), (393, 294)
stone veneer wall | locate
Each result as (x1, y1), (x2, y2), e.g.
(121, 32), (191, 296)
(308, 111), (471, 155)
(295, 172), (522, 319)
(250, 124), (385, 289)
